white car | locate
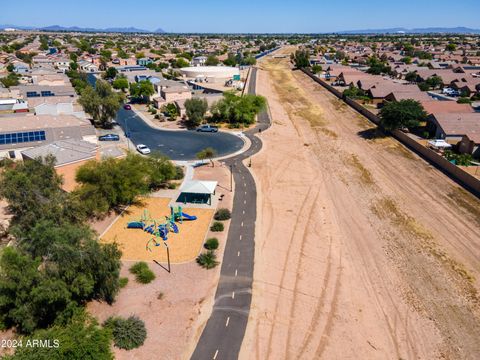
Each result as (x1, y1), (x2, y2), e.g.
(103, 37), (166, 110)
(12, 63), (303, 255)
(136, 144), (151, 155)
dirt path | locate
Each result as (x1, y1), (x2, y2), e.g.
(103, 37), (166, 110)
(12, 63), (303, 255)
(241, 48), (480, 360)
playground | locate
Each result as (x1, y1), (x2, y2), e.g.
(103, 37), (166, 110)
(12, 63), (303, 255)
(100, 197), (214, 263)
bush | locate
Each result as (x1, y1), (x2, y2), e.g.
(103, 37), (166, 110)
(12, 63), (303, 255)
(457, 97), (472, 104)
(129, 262), (156, 284)
(174, 166), (184, 180)
(119, 277), (129, 288)
(210, 221), (224, 232)
(196, 251), (219, 269)
(104, 315), (147, 350)
(204, 237), (219, 250)
(214, 208), (231, 221)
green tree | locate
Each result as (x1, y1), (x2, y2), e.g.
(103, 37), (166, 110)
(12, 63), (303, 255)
(210, 91), (266, 125)
(6, 310), (113, 360)
(104, 67), (117, 80)
(185, 98), (208, 126)
(343, 85), (367, 100)
(0, 156), (84, 234)
(129, 80), (154, 102)
(112, 76), (129, 92)
(425, 75), (443, 90)
(240, 56), (256, 66)
(161, 103), (179, 120)
(79, 80), (123, 128)
(173, 57), (190, 68)
(205, 55), (219, 66)
(0, 73), (20, 88)
(366, 56), (391, 75)
(74, 154), (176, 216)
(293, 49), (310, 68)
(223, 53), (237, 66)
(311, 64), (322, 74)
(446, 43), (457, 52)
(196, 147), (216, 167)
(405, 71), (418, 83)
(379, 99), (427, 131)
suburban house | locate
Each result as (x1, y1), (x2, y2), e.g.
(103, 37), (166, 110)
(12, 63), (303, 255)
(458, 133), (480, 158)
(77, 60), (99, 73)
(428, 113), (480, 142)
(12, 85), (76, 99)
(152, 79), (192, 109)
(0, 114), (96, 159)
(191, 56), (207, 66)
(136, 57), (153, 66)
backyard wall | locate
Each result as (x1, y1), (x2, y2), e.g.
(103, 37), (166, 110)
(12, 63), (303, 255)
(300, 68), (480, 198)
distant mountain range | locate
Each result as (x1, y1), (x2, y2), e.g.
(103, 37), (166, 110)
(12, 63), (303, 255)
(0, 24), (166, 33)
(338, 27), (480, 34)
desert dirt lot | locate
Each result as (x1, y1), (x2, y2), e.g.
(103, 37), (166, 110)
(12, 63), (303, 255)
(240, 48), (480, 360)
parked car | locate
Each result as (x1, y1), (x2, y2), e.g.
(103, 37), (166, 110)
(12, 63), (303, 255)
(98, 134), (120, 141)
(136, 144), (151, 155)
(442, 88), (460, 97)
(123, 104), (132, 110)
(196, 124), (218, 133)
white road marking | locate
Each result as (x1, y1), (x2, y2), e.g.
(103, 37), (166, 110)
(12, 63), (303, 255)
(244, 183), (246, 187)
(237, 251), (240, 257)
(235, 269), (238, 276)
(242, 210), (245, 214)
(241, 221), (244, 227)
(225, 317), (230, 327)
(244, 191), (247, 195)
(244, 200), (246, 204)
(213, 349), (219, 360)
(232, 291), (235, 299)
(239, 235), (242, 240)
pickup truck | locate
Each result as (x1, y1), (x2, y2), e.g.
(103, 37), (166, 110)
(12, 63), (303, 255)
(196, 124), (218, 133)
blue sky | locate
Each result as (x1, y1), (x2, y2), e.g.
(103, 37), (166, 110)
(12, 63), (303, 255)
(1, 0), (479, 33)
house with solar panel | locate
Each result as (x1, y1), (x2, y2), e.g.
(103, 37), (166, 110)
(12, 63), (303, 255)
(0, 114), (96, 160)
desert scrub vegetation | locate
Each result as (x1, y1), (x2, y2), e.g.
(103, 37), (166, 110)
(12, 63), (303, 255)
(129, 262), (156, 284)
(104, 315), (147, 350)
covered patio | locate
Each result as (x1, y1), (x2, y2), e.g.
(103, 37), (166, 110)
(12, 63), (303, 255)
(177, 180), (218, 205)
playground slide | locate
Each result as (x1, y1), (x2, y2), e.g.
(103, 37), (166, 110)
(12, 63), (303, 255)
(127, 221), (144, 229)
(181, 212), (197, 221)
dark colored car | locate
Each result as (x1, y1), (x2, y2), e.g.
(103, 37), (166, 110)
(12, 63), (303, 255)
(123, 104), (132, 110)
(196, 124), (218, 133)
(98, 134), (120, 141)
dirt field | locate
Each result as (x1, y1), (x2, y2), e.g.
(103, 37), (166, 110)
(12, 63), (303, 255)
(100, 197), (214, 263)
(240, 48), (480, 360)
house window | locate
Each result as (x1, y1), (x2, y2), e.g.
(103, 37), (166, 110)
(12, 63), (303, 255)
(41, 91), (53, 97)
(0, 130), (46, 145)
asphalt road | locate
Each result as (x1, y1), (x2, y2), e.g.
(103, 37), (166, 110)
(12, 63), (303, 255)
(87, 73), (244, 160)
(115, 108), (244, 160)
(191, 67), (270, 360)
